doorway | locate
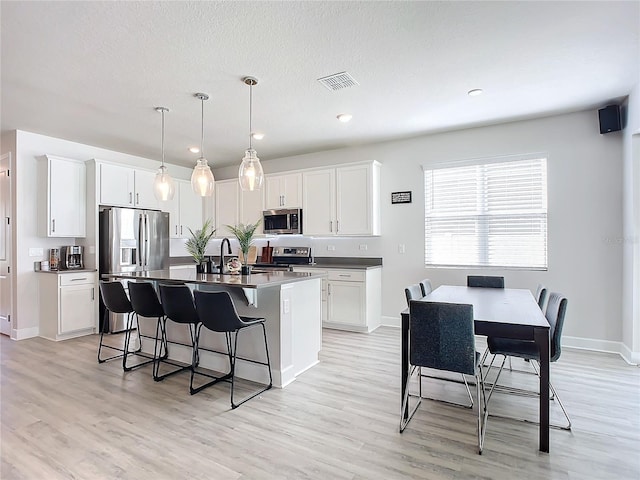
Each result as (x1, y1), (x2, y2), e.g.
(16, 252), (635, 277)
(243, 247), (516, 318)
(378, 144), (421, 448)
(0, 152), (13, 337)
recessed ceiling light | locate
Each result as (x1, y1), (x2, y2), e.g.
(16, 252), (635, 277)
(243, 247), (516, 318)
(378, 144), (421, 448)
(188, 146), (200, 153)
(337, 113), (353, 123)
(468, 89), (484, 97)
(252, 133), (265, 140)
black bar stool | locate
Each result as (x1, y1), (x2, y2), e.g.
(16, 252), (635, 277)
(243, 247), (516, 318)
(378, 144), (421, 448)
(127, 281), (169, 375)
(99, 280), (151, 371)
(193, 290), (272, 408)
(157, 284), (200, 383)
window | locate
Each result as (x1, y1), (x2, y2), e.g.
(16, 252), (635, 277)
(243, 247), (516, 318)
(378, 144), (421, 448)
(424, 156), (547, 269)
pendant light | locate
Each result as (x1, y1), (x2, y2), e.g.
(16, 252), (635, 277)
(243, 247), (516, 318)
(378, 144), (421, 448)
(191, 93), (215, 197)
(238, 76), (264, 191)
(153, 107), (175, 201)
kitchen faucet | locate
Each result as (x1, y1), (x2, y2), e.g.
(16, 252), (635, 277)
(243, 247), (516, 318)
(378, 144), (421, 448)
(219, 238), (232, 273)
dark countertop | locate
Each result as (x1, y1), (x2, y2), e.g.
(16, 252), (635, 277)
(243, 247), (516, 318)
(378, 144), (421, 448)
(102, 269), (325, 289)
(37, 269), (97, 274)
(170, 256), (383, 270)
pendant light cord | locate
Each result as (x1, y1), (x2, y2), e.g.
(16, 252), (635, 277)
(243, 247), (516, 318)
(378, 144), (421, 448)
(200, 97), (205, 157)
(161, 109), (165, 167)
(249, 83), (253, 150)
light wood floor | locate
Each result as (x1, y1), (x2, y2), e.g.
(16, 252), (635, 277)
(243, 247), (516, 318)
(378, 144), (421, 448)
(1, 327), (639, 479)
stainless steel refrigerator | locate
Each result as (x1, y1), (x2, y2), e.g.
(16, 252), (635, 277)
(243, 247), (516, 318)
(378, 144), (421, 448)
(99, 207), (169, 332)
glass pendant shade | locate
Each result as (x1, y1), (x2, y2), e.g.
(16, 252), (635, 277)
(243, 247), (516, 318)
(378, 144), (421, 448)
(191, 157), (215, 197)
(239, 148), (264, 191)
(154, 165), (175, 201)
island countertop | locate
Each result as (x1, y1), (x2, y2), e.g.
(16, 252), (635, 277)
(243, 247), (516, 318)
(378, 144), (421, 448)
(102, 269), (326, 289)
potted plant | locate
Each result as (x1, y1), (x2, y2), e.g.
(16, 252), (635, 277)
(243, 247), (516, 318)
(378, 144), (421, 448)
(226, 219), (261, 275)
(185, 218), (215, 273)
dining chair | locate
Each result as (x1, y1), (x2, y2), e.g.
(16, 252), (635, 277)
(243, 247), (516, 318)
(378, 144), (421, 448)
(400, 301), (488, 454)
(404, 284), (423, 307)
(535, 284), (548, 310)
(486, 292), (571, 430)
(192, 290), (272, 408)
(467, 275), (505, 288)
(419, 279), (433, 297)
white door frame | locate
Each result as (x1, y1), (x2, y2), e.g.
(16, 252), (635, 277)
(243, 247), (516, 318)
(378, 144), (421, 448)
(0, 152), (13, 337)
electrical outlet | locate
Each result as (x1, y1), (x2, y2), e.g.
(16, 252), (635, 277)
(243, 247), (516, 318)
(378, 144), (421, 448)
(359, 244), (368, 251)
(29, 248), (44, 257)
(327, 245), (336, 251)
(398, 244), (406, 254)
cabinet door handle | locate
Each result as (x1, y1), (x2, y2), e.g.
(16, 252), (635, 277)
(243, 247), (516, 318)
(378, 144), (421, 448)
(70, 277), (88, 282)
(336, 220), (339, 232)
(180, 225), (183, 236)
(129, 192), (133, 204)
(338, 274), (351, 278)
(136, 193), (140, 204)
(91, 287), (95, 300)
(52, 219), (55, 233)
(329, 220), (332, 232)
(175, 225), (178, 235)
(328, 284), (331, 295)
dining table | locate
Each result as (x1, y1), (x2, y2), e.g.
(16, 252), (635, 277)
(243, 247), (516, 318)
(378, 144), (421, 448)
(400, 285), (551, 452)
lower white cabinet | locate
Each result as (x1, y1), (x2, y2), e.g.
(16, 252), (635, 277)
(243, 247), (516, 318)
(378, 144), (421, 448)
(39, 271), (97, 341)
(292, 267), (381, 333)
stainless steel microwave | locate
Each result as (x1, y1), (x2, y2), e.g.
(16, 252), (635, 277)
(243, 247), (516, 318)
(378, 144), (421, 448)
(263, 208), (302, 235)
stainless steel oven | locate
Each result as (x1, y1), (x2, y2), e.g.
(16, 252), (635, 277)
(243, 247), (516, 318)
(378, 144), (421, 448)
(263, 208), (302, 235)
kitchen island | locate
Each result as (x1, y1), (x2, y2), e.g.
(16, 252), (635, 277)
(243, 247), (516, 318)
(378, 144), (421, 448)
(104, 269), (325, 388)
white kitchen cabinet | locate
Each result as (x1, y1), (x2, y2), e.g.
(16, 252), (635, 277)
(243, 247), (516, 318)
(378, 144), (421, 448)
(292, 266), (381, 333)
(302, 161), (380, 236)
(39, 271), (97, 341)
(99, 163), (159, 210)
(38, 155), (87, 238)
(265, 173), (302, 209)
(167, 180), (203, 238)
(214, 179), (264, 237)
(215, 179), (240, 237)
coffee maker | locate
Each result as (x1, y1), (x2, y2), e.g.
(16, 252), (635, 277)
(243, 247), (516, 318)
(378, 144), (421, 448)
(60, 245), (84, 270)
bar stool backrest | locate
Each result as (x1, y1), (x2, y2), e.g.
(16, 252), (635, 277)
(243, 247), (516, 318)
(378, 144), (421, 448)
(99, 281), (133, 314)
(193, 291), (245, 333)
(128, 281), (164, 318)
(159, 284), (199, 325)
(467, 275), (504, 288)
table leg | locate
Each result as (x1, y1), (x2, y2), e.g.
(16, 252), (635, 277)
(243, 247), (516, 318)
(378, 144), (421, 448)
(534, 326), (550, 452)
(401, 312), (409, 421)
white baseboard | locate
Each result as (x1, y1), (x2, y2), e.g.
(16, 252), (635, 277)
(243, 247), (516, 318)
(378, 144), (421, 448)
(12, 326), (39, 340)
(381, 316), (640, 366)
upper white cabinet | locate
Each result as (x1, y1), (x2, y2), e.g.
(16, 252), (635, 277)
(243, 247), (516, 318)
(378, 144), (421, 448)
(265, 173), (302, 209)
(214, 179), (265, 237)
(215, 179), (240, 237)
(38, 155), (86, 238)
(99, 163), (159, 210)
(167, 180), (203, 238)
(302, 161), (381, 236)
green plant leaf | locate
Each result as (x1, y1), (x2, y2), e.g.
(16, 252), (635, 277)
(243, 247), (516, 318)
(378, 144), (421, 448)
(185, 218), (215, 264)
(226, 219), (261, 264)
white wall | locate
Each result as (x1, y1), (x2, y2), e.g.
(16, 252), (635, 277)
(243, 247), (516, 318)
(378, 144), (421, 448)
(621, 81), (640, 363)
(11, 130), (194, 337)
(216, 109), (626, 353)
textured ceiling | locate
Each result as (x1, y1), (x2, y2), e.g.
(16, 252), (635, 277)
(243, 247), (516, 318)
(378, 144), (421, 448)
(1, 1), (638, 168)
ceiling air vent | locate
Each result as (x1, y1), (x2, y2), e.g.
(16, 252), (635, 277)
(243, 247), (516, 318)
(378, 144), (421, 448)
(317, 71), (359, 91)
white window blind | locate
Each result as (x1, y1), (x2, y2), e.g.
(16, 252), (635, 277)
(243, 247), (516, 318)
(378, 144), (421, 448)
(424, 157), (547, 269)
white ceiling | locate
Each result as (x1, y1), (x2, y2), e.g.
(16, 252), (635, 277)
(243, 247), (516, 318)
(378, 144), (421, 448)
(1, 1), (638, 169)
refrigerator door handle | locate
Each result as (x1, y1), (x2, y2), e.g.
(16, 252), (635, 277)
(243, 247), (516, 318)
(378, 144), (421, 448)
(138, 213), (144, 267)
(145, 214), (151, 268)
